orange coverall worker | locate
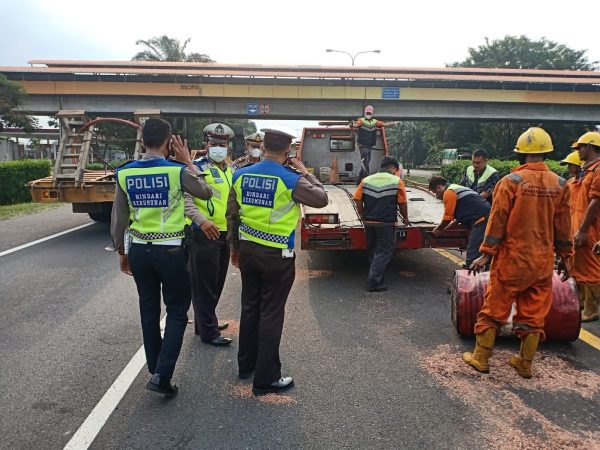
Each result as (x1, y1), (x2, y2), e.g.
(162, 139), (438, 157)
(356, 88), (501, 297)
(474, 162), (573, 340)
(570, 159), (600, 320)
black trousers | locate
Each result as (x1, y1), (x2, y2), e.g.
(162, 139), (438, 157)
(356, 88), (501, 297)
(128, 243), (191, 380)
(237, 241), (295, 387)
(188, 231), (230, 341)
(365, 224), (396, 289)
(359, 145), (373, 179)
(465, 219), (487, 268)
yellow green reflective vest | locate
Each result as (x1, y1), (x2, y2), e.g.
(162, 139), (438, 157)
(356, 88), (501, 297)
(466, 165), (497, 188)
(186, 157), (232, 232)
(232, 160), (301, 249)
(116, 158), (186, 241)
(361, 171), (400, 223)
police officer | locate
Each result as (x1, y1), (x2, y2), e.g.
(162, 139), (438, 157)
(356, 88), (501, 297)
(232, 131), (264, 170)
(226, 126), (328, 395)
(111, 118), (212, 396)
(185, 123), (235, 346)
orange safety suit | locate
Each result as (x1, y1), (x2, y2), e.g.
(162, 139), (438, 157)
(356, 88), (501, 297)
(474, 162), (573, 339)
(570, 159), (600, 319)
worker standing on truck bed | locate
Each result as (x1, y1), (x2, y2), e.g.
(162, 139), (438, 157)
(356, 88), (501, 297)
(353, 105), (398, 180)
(232, 131), (264, 171)
(428, 177), (491, 269)
(185, 123), (235, 346)
(465, 127), (572, 379)
(226, 126), (328, 395)
(570, 131), (600, 322)
(353, 156), (409, 292)
(111, 118), (212, 396)
(459, 149), (499, 202)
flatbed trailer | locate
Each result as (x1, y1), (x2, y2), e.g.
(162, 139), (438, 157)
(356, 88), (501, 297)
(297, 123), (468, 251)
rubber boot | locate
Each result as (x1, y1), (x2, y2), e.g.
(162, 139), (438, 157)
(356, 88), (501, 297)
(581, 284), (600, 322)
(463, 328), (496, 373)
(509, 333), (540, 379)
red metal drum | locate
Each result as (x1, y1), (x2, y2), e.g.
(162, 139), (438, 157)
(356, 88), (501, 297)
(451, 269), (581, 341)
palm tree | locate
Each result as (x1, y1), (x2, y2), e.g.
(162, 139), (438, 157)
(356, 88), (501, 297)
(132, 35), (214, 62)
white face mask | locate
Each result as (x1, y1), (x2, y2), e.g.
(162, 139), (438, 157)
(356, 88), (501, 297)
(365, 113), (373, 119)
(208, 146), (228, 162)
(249, 148), (263, 158)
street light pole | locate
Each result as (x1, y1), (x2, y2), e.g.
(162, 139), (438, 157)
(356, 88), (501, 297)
(325, 49), (381, 66)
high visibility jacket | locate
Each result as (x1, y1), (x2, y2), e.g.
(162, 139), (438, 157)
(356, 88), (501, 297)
(480, 162), (572, 277)
(232, 160), (301, 249)
(186, 157), (232, 232)
(464, 165), (498, 193)
(357, 117), (379, 147)
(361, 171), (402, 223)
(446, 184), (491, 227)
(571, 159), (600, 283)
(116, 159), (186, 241)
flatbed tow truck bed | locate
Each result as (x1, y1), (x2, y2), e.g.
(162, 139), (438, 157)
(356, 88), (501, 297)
(301, 183), (468, 251)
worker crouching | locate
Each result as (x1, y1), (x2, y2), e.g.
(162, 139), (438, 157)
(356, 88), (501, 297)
(464, 127), (573, 378)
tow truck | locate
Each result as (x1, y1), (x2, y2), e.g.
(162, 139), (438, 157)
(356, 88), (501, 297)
(298, 122), (469, 251)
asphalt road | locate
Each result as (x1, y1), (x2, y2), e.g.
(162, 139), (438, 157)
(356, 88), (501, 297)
(1, 208), (599, 450)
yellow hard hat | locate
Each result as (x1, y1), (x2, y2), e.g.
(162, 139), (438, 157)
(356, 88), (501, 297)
(571, 131), (600, 149)
(514, 127), (553, 154)
(560, 151), (583, 166)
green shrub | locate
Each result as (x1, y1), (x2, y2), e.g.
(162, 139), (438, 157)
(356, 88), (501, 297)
(86, 160), (127, 170)
(440, 159), (569, 184)
(0, 159), (52, 205)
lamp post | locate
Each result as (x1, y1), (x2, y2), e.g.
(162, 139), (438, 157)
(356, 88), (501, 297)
(325, 49), (381, 66)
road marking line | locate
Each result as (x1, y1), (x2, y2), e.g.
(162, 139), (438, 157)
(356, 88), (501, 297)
(0, 222), (95, 257)
(64, 317), (166, 450)
(432, 247), (600, 352)
(432, 248), (465, 266)
(579, 329), (600, 351)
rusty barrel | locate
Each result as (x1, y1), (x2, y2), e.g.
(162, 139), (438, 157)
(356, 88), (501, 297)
(451, 269), (581, 341)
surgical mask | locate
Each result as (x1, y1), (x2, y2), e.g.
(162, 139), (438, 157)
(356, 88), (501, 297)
(249, 148), (263, 158)
(365, 113), (373, 119)
(208, 146), (228, 162)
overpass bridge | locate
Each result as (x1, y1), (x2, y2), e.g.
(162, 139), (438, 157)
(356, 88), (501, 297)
(2, 60), (600, 122)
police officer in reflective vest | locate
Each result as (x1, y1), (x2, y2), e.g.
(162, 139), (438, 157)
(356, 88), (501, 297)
(185, 123), (235, 346)
(226, 126), (328, 395)
(232, 131), (264, 171)
(429, 176), (491, 268)
(353, 156), (409, 292)
(111, 118), (212, 396)
(460, 149), (499, 202)
(353, 105), (398, 180)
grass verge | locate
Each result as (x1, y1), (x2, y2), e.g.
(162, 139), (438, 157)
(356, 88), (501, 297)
(0, 202), (65, 221)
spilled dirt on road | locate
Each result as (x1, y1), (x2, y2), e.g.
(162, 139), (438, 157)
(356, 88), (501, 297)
(229, 384), (297, 405)
(422, 344), (600, 449)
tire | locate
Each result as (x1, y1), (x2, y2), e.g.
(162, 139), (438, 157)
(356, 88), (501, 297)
(88, 211), (111, 222)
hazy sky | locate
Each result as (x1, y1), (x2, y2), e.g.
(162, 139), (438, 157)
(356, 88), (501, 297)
(1, 0), (598, 133)
(2, 0), (599, 67)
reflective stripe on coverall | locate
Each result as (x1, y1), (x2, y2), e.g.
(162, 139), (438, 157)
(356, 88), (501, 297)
(474, 162), (573, 340)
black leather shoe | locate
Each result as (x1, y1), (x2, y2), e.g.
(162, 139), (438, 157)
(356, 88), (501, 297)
(202, 336), (232, 346)
(367, 285), (388, 292)
(217, 322), (229, 331)
(238, 370), (254, 380)
(252, 377), (294, 395)
(146, 374), (178, 397)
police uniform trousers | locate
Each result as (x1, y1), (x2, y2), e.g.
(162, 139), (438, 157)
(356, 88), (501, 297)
(365, 223), (396, 289)
(188, 230), (230, 341)
(128, 242), (191, 380)
(237, 240), (295, 387)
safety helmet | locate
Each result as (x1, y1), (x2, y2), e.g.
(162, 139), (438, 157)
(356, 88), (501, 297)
(513, 127), (553, 154)
(560, 151), (583, 167)
(571, 131), (600, 149)
(245, 131), (264, 145)
(203, 123), (234, 145)
(364, 105), (374, 114)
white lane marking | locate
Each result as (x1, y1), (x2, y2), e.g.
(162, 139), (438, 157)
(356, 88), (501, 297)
(0, 222), (95, 257)
(63, 317), (166, 450)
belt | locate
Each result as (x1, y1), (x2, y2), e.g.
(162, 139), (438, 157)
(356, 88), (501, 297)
(132, 237), (182, 246)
